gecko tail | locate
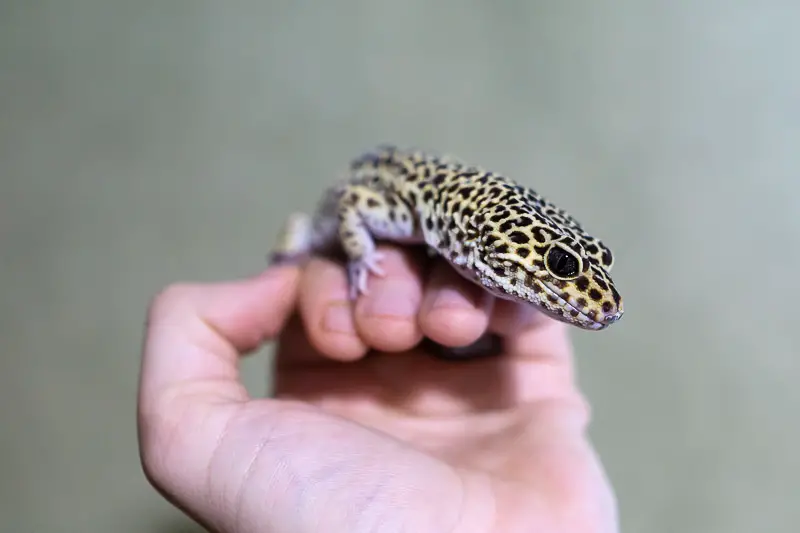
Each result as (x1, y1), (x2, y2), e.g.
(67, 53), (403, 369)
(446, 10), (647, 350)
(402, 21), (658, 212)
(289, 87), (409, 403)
(268, 212), (315, 265)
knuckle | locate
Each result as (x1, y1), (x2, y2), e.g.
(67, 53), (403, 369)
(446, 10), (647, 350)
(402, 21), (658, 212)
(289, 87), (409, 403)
(145, 282), (198, 324)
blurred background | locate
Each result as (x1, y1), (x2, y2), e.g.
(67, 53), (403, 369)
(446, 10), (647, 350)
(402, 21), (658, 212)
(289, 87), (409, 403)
(2, 1), (798, 531)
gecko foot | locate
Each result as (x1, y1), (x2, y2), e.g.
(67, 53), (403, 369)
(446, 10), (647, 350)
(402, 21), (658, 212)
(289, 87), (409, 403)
(347, 251), (386, 299)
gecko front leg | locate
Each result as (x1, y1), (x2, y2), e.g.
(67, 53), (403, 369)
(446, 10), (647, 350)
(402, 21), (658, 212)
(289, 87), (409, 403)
(336, 185), (417, 299)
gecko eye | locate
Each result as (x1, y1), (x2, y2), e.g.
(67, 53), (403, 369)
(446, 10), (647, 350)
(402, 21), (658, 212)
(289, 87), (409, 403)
(545, 244), (581, 280)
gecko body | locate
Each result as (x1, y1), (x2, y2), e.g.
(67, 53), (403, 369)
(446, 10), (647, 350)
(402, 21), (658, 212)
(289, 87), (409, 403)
(271, 145), (623, 331)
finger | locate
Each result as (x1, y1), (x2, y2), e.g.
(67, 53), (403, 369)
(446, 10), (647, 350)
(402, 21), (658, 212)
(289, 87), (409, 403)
(418, 260), (494, 347)
(491, 300), (572, 364)
(488, 298), (553, 338)
(490, 312), (615, 530)
(298, 256), (369, 361)
(352, 245), (427, 352)
(140, 266), (301, 409)
(484, 304), (609, 525)
(485, 299), (583, 414)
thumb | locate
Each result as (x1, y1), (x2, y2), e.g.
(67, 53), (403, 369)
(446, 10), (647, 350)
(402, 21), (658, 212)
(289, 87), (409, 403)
(139, 265), (301, 408)
(137, 266), (301, 524)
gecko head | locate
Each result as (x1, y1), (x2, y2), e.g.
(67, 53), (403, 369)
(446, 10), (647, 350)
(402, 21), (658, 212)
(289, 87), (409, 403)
(472, 224), (624, 330)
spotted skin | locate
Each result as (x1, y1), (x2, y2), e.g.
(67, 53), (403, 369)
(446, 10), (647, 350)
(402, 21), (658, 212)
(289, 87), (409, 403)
(271, 145), (624, 331)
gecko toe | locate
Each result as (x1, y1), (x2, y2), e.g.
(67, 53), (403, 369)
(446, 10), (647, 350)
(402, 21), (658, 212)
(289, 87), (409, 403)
(347, 252), (386, 298)
(366, 251), (386, 276)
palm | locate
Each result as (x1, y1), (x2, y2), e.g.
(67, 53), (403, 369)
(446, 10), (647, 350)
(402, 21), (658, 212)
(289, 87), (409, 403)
(263, 316), (617, 531)
(276, 321), (521, 451)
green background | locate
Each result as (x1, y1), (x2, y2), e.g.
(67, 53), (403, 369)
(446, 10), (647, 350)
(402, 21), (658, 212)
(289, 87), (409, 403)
(2, 1), (798, 531)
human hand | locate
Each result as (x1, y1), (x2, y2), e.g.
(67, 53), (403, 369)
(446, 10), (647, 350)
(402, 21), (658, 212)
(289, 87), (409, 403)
(138, 246), (618, 533)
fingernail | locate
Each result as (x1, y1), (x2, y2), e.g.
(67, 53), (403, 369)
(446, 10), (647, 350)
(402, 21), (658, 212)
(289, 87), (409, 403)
(363, 282), (418, 317)
(322, 302), (356, 334)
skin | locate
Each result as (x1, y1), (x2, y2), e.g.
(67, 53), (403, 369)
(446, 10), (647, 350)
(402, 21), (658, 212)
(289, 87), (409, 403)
(137, 245), (619, 533)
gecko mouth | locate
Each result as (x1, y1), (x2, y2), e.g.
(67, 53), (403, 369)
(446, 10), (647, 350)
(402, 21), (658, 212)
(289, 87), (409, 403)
(539, 280), (609, 330)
